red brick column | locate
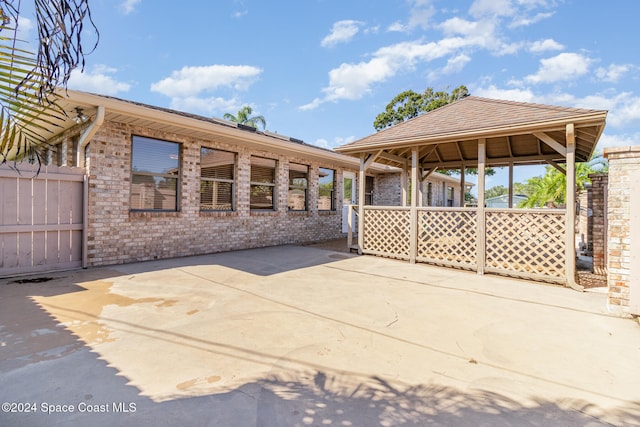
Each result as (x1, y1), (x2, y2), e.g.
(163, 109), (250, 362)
(589, 174), (608, 275)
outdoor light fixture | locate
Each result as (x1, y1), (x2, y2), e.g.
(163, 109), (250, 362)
(73, 107), (89, 124)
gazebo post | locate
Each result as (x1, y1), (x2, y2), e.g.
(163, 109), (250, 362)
(358, 154), (366, 255)
(508, 162), (514, 208)
(410, 148), (418, 263)
(565, 124), (582, 290)
(477, 138), (486, 275)
(460, 166), (466, 207)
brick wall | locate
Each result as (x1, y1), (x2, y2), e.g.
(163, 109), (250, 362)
(374, 174), (403, 206)
(84, 122), (355, 267)
(604, 147), (640, 315)
(577, 188), (590, 255)
(590, 174), (608, 275)
(371, 173), (464, 207)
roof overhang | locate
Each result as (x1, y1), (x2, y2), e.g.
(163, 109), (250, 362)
(43, 90), (395, 173)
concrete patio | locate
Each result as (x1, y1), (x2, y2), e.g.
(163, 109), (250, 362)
(1, 244), (639, 426)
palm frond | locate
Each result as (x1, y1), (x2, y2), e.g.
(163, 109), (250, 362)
(0, 0), (97, 167)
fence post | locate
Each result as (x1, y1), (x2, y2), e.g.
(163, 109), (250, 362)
(476, 139), (486, 275)
(410, 148), (418, 263)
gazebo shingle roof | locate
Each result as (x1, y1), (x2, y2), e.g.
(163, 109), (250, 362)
(336, 96), (607, 169)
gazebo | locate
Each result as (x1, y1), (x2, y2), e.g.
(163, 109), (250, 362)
(336, 96), (607, 289)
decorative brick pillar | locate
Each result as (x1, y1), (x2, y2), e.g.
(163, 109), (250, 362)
(604, 147), (640, 315)
(589, 173), (608, 275)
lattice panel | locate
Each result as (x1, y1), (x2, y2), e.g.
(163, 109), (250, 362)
(363, 208), (411, 258)
(485, 211), (565, 278)
(417, 209), (477, 267)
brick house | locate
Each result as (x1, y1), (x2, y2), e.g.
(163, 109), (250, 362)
(14, 90), (467, 270)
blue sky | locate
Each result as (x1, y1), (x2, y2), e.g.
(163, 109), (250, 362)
(18, 0), (640, 189)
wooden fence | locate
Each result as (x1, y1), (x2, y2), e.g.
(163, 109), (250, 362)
(350, 205), (566, 283)
(0, 164), (86, 277)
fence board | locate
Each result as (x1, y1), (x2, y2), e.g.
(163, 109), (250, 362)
(0, 165), (84, 277)
(33, 231), (46, 266)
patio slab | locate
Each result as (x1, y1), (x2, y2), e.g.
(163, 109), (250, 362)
(1, 245), (639, 426)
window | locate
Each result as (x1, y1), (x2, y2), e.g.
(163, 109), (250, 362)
(447, 186), (454, 207)
(131, 136), (180, 211)
(318, 167), (335, 210)
(200, 148), (235, 211)
(288, 163), (308, 211)
(427, 182), (433, 206)
(251, 157), (277, 210)
(364, 176), (374, 205)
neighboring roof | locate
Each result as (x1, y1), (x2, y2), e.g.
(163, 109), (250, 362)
(48, 90), (396, 173)
(336, 96), (608, 169)
(425, 171), (475, 187)
(485, 194), (528, 202)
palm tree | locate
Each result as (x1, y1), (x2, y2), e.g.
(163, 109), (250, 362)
(223, 106), (266, 130)
(0, 1), (97, 166)
(521, 152), (608, 208)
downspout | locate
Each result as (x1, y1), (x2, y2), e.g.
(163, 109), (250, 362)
(77, 106), (104, 269)
(77, 106), (105, 168)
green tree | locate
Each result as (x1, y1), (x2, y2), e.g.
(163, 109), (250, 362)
(223, 106), (266, 130)
(485, 185), (508, 199)
(373, 85), (469, 131)
(521, 152), (608, 208)
(0, 1), (97, 166)
(374, 85), (494, 177)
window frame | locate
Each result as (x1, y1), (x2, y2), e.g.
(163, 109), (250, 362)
(288, 163), (309, 211)
(364, 175), (374, 206)
(250, 156), (277, 211)
(130, 135), (181, 212)
(200, 147), (236, 212)
(446, 186), (454, 207)
(318, 167), (336, 211)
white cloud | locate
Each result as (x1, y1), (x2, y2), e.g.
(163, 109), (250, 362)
(469, 0), (515, 18)
(427, 53), (471, 80)
(299, 98), (324, 111)
(321, 20), (364, 47)
(474, 83), (640, 132)
(312, 136), (355, 149)
(120, 0), (141, 15)
(169, 96), (240, 117)
(387, 0), (435, 32)
(407, 0), (436, 30)
(233, 0), (248, 18)
(597, 132), (640, 150)
(509, 12), (553, 28)
(150, 65), (262, 98)
(529, 38), (564, 53)
(596, 64), (631, 83)
(437, 16), (521, 55)
(302, 33), (502, 111)
(68, 65), (131, 95)
(524, 52), (592, 84)
(607, 94), (640, 127)
(473, 85), (537, 102)
(387, 21), (408, 32)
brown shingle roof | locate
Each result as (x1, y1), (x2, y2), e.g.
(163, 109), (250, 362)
(336, 96), (607, 168)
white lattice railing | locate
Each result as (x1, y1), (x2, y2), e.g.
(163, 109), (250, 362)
(358, 206), (567, 283)
(362, 207), (411, 259)
(485, 209), (565, 280)
(417, 208), (477, 269)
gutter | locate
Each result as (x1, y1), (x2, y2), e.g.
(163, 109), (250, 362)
(76, 105), (104, 269)
(77, 105), (105, 168)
